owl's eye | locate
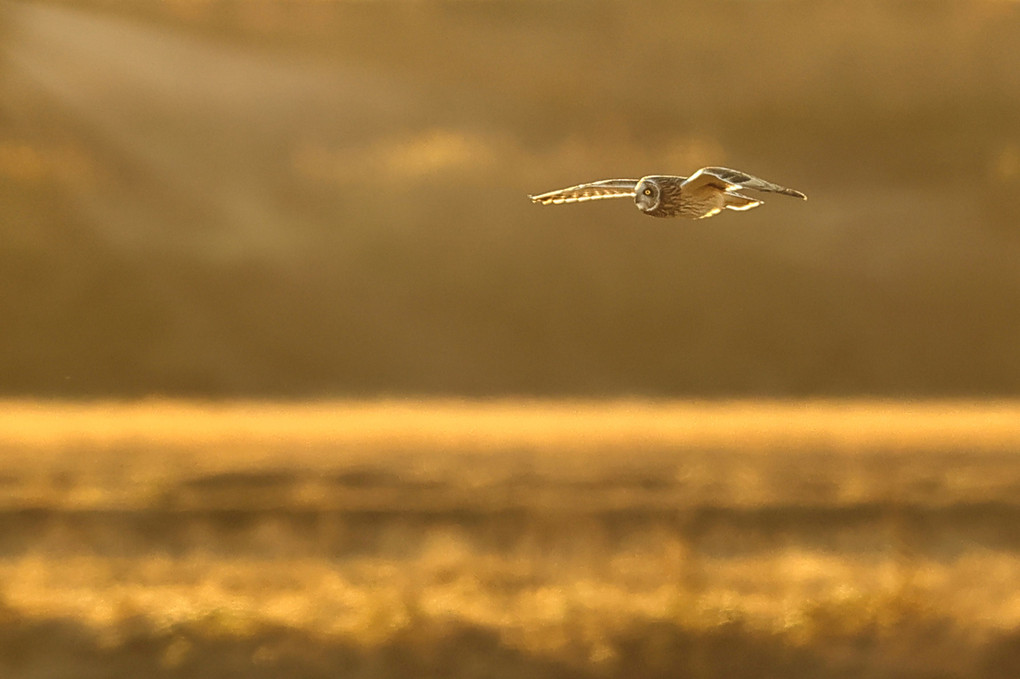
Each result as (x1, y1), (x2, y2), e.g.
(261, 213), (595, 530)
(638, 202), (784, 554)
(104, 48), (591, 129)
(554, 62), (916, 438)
(643, 188), (653, 196)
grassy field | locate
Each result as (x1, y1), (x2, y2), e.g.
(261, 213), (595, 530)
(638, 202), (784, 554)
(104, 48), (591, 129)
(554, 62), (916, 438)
(2, 399), (1020, 678)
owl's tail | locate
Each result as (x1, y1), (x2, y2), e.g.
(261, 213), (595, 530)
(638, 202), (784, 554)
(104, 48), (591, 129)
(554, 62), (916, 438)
(723, 193), (763, 212)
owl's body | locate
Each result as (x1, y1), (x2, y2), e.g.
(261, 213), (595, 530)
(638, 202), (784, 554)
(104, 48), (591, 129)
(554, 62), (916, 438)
(529, 167), (806, 220)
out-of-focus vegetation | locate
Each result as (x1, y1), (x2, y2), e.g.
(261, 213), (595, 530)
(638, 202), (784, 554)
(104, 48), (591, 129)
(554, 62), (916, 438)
(1, 0), (1018, 397)
(2, 400), (1020, 678)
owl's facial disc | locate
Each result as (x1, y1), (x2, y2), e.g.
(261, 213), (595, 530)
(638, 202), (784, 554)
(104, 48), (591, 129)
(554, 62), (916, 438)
(634, 179), (659, 212)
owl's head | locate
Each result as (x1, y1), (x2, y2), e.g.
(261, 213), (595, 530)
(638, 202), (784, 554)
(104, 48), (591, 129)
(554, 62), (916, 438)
(634, 177), (660, 213)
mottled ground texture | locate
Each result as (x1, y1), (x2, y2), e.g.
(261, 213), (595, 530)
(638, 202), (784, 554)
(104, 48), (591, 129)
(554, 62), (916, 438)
(2, 400), (1020, 679)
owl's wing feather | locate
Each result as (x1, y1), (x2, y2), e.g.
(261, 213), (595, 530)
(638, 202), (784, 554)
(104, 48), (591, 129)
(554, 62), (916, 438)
(529, 179), (640, 205)
(682, 167), (806, 200)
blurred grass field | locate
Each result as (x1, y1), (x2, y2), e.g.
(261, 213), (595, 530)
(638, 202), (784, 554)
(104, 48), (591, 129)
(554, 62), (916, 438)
(2, 399), (1020, 678)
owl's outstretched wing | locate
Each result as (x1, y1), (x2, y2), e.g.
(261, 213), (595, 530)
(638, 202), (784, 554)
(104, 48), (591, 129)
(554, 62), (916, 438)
(681, 167), (807, 200)
(529, 179), (640, 205)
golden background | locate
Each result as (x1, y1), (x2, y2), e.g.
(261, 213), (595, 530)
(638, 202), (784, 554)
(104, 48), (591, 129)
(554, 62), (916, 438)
(1, 0), (1018, 397)
(1, 1), (1019, 677)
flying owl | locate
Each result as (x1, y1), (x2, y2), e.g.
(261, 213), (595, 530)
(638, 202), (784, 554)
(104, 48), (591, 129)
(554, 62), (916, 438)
(529, 167), (806, 219)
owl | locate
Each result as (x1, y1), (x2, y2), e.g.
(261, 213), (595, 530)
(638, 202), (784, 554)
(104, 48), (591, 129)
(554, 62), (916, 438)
(529, 167), (806, 219)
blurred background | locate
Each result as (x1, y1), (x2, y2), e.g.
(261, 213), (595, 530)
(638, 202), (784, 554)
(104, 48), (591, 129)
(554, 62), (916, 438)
(1, 0), (1018, 398)
(3, 2), (1020, 679)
